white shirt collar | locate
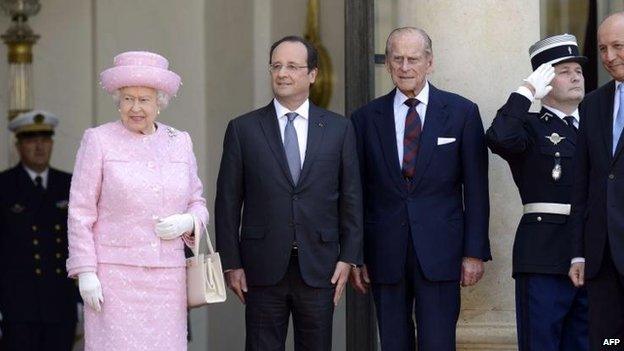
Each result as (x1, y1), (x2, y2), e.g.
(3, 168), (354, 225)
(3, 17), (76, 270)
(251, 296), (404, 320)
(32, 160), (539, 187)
(616, 80), (623, 91)
(273, 98), (310, 120)
(393, 81), (430, 110)
(542, 104), (579, 123)
(22, 164), (49, 188)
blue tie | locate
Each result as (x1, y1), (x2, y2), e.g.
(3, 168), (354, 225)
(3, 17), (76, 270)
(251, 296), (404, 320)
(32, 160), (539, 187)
(284, 112), (301, 184)
(614, 84), (624, 155)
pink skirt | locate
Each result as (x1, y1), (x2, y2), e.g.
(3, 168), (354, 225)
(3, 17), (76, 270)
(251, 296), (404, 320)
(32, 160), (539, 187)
(84, 264), (187, 351)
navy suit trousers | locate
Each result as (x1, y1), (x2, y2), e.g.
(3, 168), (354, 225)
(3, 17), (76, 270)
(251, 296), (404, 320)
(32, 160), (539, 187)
(372, 238), (460, 351)
(587, 243), (624, 351)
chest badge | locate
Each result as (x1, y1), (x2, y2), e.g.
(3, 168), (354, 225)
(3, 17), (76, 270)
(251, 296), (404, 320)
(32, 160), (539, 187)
(546, 133), (566, 145)
(10, 203), (25, 213)
(55, 200), (69, 209)
(552, 163), (562, 181)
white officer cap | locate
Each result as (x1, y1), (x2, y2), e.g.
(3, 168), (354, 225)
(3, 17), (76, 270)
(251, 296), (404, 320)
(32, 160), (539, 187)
(8, 110), (59, 138)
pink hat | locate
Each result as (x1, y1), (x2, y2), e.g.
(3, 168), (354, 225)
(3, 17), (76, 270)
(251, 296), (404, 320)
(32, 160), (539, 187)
(100, 51), (181, 97)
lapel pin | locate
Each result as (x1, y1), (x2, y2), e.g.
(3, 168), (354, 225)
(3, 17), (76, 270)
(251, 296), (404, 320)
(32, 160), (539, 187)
(55, 200), (69, 209)
(166, 127), (178, 138)
(546, 132), (565, 145)
(317, 122), (325, 128)
(540, 112), (554, 122)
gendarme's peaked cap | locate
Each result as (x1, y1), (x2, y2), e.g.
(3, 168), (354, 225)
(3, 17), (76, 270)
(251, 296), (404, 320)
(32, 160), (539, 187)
(529, 33), (588, 70)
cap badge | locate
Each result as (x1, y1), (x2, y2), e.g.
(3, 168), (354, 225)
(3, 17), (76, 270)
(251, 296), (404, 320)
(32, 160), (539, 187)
(546, 132), (565, 145)
(10, 203), (25, 213)
(34, 114), (44, 124)
(568, 46), (572, 55)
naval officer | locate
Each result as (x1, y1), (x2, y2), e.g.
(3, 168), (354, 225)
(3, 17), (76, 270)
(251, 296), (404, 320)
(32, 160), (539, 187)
(0, 110), (79, 350)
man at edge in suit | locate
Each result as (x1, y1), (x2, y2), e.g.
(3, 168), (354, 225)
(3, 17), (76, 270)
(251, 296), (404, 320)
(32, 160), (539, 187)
(0, 111), (78, 350)
(215, 35), (363, 351)
(349, 27), (491, 351)
(569, 12), (624, 350)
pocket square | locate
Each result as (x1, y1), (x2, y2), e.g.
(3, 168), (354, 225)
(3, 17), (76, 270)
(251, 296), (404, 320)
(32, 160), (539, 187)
(437, 137), (456, 145)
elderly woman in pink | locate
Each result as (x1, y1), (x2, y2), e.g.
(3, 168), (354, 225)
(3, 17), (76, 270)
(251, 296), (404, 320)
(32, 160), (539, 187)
(66, 51), (208, 350)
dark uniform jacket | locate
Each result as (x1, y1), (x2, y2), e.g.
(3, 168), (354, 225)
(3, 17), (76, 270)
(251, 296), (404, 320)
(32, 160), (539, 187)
(0, 164), (78, 323)
(487, 93), (578, 276)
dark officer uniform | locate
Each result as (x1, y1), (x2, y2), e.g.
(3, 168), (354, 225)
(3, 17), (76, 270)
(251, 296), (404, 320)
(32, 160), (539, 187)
(0, 108), (78, 351)
(0, 165), (78, 350)
(487, 33), (589, 351)
(487, 95), (588, 350)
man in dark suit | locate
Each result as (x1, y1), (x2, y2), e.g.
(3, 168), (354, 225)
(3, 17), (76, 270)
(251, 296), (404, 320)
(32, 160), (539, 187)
(0, 111), (78, 350)
(569, 12), (624, 351)
(215, 35), (362, 351)
(487, 34), (588, 351)
(350, 27), (490, 351)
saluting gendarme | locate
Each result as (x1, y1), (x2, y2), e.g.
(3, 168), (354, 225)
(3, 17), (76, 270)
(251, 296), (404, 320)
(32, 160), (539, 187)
(487, 33), (588, 351)
(66, 51), (209, 350)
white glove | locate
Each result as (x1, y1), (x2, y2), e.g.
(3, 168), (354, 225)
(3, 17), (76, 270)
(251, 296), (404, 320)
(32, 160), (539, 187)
(523, 63), (555, 99)
(78, 272), (103, 312)
(155, 213), (194, 240)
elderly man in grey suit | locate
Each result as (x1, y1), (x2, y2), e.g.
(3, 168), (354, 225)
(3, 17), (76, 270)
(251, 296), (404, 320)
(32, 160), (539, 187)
(215, 35), (363, 351)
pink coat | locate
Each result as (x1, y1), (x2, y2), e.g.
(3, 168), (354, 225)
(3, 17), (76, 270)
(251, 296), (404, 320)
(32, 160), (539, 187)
(66, 121), (208, 277)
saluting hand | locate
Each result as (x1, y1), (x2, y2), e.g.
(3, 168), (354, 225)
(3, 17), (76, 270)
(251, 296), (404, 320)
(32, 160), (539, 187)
(522, 63), (555, 99)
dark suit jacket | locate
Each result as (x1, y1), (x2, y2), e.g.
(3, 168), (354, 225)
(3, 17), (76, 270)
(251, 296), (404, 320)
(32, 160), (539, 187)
(570, 80), (624, 278)
(487, 93), (578, 276)
(0, 165), (78, 323)
(351, 85), (491, 284)
(215, 101), (363, 288)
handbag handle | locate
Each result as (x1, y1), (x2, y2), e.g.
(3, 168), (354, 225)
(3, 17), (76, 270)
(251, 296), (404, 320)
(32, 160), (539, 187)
(191, 215), (215, 258)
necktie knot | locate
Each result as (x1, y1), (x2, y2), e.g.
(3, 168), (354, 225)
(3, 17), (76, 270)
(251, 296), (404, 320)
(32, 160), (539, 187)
(404, 98), (420, 108)
(564, 116), (575, 127)
(286, 112), (298, 123)
(34, 176), (43, 191)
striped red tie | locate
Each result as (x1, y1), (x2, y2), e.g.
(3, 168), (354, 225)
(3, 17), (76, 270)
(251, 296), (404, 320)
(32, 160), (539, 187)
(402, 98), (421, 180)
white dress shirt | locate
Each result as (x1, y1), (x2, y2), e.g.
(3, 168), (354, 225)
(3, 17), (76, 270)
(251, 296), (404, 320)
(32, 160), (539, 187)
(274, 98), (309, 164)
(542, 104), (580, 129)
(22, 165), (49, 189)
(393, 82), (429, 166)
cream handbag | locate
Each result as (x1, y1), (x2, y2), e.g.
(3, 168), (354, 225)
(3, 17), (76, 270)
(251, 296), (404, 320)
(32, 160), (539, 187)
(186, 219), (227, 308)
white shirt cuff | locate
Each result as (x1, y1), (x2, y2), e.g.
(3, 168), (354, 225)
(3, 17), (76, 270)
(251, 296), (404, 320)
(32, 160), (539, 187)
(515, 86), (535, 103)
(571, 257), (585, 264)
